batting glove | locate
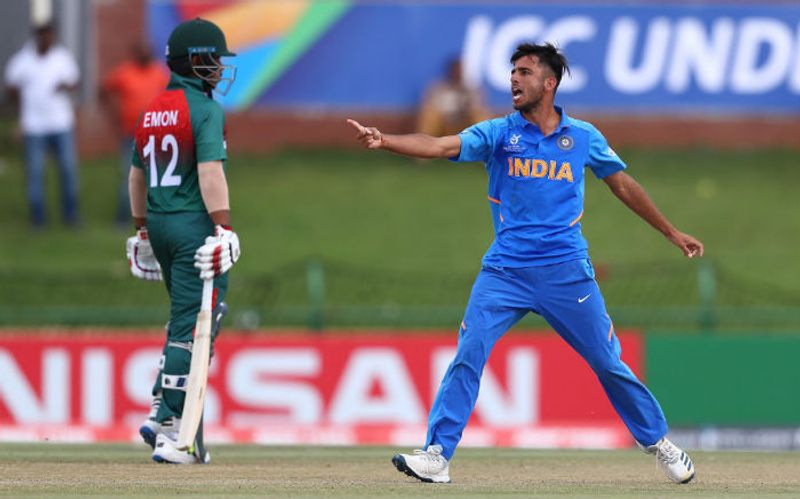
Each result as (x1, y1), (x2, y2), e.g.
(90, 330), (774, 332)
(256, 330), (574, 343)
(194, 225), (241, 280)
(126, 228), (163, 281)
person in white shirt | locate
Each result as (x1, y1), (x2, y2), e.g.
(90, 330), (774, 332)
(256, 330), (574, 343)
(5, 22), (81, 227)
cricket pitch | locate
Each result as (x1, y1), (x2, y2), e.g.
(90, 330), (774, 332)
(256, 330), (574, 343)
(0, 444), (798, 498)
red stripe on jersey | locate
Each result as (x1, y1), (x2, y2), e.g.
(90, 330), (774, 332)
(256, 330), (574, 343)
(134, 89), (195, 183)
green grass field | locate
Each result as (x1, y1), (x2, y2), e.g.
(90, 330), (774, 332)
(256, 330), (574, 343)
(0, 444), (798, 498)
(0, 146), (798, 329)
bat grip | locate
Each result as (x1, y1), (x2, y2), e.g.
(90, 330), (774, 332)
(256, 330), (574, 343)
(200, 278), (214, 313)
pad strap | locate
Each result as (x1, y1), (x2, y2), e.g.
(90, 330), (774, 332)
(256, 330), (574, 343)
(168, 340), (193, 352)
(161, 373), (189, 392)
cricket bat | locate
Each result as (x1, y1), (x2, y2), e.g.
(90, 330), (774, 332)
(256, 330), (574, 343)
(177, 277), (214, 451)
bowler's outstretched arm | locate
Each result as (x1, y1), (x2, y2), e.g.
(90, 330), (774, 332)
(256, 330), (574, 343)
(603, 171), (704, 258)
(347, 119), (461, 159)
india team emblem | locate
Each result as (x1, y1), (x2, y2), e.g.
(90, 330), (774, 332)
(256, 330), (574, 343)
(557, 134), (574, 151)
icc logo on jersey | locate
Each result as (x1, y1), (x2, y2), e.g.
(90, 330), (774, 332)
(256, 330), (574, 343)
(504, 133), (526, 153)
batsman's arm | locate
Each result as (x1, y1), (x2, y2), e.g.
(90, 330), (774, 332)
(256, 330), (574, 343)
(347, 119), (461, 159)
(198, 161), (231, 226)
(129, 166), (147, 229)
(195, 161), (240, 280)
(603, 171), (704, 258)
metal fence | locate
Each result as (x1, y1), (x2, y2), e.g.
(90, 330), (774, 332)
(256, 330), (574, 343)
(1, 259), (798, 332)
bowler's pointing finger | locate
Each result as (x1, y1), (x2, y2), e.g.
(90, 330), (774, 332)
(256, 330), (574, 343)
(347, 119), (366, 135)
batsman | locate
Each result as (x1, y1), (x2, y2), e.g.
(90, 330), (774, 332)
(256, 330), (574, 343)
(125, 18), (240, 464)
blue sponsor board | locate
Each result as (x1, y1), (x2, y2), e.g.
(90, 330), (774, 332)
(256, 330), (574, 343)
(149, 2), (800, 113)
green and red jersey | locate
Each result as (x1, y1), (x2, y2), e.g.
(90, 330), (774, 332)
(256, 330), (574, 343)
(131, 73), (227, 213)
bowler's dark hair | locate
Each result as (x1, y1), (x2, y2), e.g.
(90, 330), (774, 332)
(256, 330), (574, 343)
(510, 43), (570, 87)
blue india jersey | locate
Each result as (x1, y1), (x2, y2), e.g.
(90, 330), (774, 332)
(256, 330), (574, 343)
(453, 106), (626, 267)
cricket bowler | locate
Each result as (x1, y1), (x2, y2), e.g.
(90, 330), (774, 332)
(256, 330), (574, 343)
(126, 18), (240, 464)
(348, 43), (702, 484)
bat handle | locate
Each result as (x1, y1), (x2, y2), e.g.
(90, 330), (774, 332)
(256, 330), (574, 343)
(200, 278), (214, 313)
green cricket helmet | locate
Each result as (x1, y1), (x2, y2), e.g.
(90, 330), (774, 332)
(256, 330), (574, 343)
(166, 18), (237, 95)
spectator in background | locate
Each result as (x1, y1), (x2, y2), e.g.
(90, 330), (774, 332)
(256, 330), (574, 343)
(4, 21), (81, 228)
(416, 58), (490, 136)
(101, 41), (168, 227)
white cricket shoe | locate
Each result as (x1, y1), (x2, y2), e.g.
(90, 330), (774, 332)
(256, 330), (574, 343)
(392, 445), (451, 483)
(152, 433), (199, 465)
(139, 393), (162, 448)
(138, 419), (161, 449)
(641, 437), (695, 484)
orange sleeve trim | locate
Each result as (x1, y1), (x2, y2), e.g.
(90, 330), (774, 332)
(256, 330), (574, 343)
(569, 210), (584, 227)
(607, 320), (614, 342)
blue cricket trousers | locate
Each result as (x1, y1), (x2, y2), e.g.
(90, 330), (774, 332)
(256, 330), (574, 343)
(425, 259), (668, 460)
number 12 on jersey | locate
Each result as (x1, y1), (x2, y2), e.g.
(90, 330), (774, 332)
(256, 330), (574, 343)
(143, 134), (182, 188)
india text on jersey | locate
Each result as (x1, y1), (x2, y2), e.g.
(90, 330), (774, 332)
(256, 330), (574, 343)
(506, 157), (574, 182)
